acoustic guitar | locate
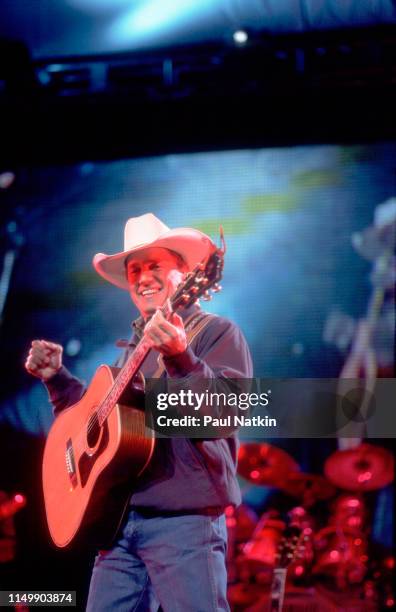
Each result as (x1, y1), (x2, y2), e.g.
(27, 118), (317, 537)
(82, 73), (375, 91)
(42, 241), (224, 548)
(268, 525), (306, 612)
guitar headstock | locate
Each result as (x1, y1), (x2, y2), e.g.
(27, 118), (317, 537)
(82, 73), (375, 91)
(170, 230), (225, 311)
(275, 526), (304, 569)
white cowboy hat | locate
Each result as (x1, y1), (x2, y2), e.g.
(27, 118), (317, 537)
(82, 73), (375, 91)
(93, 213), (215, 290)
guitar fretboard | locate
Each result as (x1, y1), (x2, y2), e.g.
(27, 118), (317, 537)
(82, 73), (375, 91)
(97, 336), (152, 427)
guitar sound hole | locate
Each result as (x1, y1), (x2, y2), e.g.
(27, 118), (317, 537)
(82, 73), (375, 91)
(87, 412), (101, 448)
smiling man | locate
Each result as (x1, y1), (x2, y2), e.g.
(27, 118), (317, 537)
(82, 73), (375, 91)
(25, 213), (253, 612)
(127, 247), (185, 316)
(125, 246), (189, 357)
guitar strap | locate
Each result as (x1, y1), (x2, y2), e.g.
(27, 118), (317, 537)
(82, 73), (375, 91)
(151, 311), (213, 379)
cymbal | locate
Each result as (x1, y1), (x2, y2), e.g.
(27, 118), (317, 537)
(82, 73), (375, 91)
(281, 473), (336, 505)
(324, 443), (394, 491)
(237, 443), (299, 486)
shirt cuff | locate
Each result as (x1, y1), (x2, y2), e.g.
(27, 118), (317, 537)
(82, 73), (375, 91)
(162, 346), (202, 378)
(44, 365), (76, 394)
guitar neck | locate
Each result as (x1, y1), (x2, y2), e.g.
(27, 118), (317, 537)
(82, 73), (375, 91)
(269, 525), (303, 612)
(97, 335), (152, 427)
(269, 568), (287, 612)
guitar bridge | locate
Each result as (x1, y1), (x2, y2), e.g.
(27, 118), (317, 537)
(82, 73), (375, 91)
(65, 439), (78, 489)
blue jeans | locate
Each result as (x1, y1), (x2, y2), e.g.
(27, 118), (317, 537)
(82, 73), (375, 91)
(86, 509), (230, 612)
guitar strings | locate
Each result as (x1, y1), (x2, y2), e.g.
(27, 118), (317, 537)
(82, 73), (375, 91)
(67, 336), (151, 457)
(66, 295), (172, 456)
(79, 277), (191, 442)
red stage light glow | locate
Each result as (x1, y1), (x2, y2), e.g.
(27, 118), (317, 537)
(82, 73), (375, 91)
(384, 556), (395, 570)
(347, 498), (360, 507)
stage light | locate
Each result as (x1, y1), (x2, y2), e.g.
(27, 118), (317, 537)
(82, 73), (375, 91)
(347, 498), (360, 508)
(66, 338), (82, 357)
(233, 30), (248, 45)
(107, 0), (213, 45)
(294, 565), (304, 577)
(384, 556), (395, 570)
(0, 171), (15, 189)
(68, 0), (133, 11)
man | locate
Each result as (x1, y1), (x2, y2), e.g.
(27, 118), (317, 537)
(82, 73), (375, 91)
(25, 213), (253, 611)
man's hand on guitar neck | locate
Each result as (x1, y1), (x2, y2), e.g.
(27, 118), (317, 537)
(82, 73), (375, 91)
(144, 308), (188, 357)
(25, 340), (63, 381)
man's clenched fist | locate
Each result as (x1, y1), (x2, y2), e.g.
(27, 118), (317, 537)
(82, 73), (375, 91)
(25, 340), (63, 381)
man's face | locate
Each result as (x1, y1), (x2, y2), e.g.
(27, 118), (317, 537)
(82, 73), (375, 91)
(126, 247), (186, 319)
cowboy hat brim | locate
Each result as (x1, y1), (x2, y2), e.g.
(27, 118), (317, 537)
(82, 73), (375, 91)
(93, 227), (215, 290)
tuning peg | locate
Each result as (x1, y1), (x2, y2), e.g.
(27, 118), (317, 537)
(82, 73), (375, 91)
(197, 276), (209, 285)
(212, 284), (222, 293)
(190, 286), (199, 294)
(202, 291), (212, 301)
(181, 293), (190, 303)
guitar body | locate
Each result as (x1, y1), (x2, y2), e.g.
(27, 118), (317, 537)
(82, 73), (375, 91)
(42, 365), (155, 549)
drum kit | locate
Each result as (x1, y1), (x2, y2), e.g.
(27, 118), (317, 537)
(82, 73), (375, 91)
(227, 442), (394, 610)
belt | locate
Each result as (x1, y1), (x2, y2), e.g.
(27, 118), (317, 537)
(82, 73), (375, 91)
(130, 506), (224, 518)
